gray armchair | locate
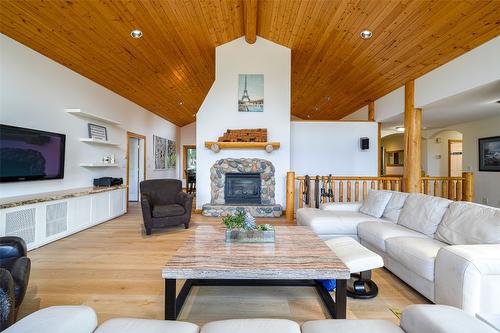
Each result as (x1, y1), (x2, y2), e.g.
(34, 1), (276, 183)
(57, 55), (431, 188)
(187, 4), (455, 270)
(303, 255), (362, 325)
(140, 179), (193, 235)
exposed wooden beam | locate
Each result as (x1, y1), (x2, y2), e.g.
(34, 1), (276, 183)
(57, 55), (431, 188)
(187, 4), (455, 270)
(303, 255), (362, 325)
(403, 80), (422, 192)
(243, 0), (258, 44)
(368, 101), (375, 121)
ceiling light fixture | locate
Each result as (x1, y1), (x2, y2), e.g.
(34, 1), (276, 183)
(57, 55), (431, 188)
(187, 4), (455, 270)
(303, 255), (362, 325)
(360, 30), (373, 39)
(395, 126), (405, 132)
(313, 106), (320, 112)
(178, 101), (184, 106)
(325, 96), (332, 102)
(130, 29), (143, 39)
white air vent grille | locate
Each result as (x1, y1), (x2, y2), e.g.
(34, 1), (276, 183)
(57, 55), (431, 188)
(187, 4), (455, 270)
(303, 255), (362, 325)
(46, 202), (68, 237)
(5, 208), (36, 244)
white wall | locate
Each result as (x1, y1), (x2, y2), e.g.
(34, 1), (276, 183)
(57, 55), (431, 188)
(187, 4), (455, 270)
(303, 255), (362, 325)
(179, 122), (196, 187)
(424, 130), (463, 176)
(415, 37), (500, 107)
(291, 121), (378, 176)
(454, 116), (500, 208)
(0, 34), (178, 198)
(341, 105), (368, 121)
(196, 37), (291, 209)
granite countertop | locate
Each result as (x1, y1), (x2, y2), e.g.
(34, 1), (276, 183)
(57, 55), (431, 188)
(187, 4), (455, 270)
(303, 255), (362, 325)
(0, 185), (127, 209)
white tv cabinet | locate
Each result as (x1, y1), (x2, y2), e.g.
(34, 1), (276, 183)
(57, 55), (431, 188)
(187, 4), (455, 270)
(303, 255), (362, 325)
(0, 186), (126, 251)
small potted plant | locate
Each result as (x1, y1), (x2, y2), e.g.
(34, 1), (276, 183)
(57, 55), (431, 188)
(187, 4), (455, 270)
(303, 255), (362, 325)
(222, 211), (275, 243)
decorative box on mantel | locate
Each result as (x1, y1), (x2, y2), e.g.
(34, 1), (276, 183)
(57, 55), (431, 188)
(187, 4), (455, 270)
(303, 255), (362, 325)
(205, 128), (280, 153)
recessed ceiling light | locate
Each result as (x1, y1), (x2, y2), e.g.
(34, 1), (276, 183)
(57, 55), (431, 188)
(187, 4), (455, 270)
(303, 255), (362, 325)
(313, 106), (320, 112)
(325, 96), (332, 102)
(396, 126), (405, 132)
(307, 115), (311, 118)
(178, 101), (184, 106)
(130, 29), (143, 39)
(360, 30), (373, 39)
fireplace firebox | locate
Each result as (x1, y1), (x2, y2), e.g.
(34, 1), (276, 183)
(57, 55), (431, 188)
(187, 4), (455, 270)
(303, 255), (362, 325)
(224, 173), (261, 205)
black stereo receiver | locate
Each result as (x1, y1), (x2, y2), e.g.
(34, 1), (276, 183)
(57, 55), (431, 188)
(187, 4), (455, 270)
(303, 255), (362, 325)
(93, 177), (123, 187)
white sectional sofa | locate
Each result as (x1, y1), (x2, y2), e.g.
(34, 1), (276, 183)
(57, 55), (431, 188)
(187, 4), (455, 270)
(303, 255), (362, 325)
(297, 190), (500, 315)
(5, 304), (497, 333)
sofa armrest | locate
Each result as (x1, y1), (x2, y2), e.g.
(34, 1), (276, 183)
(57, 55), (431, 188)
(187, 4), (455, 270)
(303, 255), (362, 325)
(176, 192), (193, 212)
(435, 245), (500, 315)
(320, 202), (362, 212)
(140, 194), (153, 220)
(10, 256), (30, 306)
(4, 305), (97, 333)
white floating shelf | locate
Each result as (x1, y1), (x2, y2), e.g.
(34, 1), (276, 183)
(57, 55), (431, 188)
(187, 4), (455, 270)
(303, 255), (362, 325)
(79, 138), (120, 146)
(80, 163), (119, 168)
(66, 109), (121, 126)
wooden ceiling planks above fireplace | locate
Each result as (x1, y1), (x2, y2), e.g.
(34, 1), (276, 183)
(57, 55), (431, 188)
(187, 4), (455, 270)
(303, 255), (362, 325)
(1, 1), (498, 125)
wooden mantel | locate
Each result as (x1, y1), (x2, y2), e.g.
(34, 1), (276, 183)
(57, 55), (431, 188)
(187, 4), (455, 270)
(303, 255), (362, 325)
(204, 141), (280, 153)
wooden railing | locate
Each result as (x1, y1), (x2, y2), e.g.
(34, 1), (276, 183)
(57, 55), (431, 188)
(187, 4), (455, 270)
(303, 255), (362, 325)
(285, 172), (474, 218)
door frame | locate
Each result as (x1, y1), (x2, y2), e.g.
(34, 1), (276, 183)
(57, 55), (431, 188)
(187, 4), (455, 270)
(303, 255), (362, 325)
(448, 139), (463, 177)
(126, 131), (147, 204)
(182, 144), (196, 179)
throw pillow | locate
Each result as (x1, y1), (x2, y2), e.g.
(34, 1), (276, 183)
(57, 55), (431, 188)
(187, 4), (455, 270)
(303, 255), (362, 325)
(435, 201), (500, 245)
(359, 190), (393, 218)
(398, 193), (451, 236)
(382, 190), (409, 223)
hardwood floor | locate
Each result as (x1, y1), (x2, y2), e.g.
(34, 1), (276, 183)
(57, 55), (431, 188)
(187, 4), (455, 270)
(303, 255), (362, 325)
(19, 203), (428, 325)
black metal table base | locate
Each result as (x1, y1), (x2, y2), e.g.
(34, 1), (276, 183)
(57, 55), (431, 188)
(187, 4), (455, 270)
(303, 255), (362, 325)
(164, 278), (347, 320)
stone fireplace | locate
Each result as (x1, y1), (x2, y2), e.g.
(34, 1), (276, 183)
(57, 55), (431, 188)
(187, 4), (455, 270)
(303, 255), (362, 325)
(202, 158), (282, 217)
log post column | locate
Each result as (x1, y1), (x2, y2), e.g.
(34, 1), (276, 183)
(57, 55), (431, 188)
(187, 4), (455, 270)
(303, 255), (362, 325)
(368, 101), (375, 121)
(462, 171), (474, 202)
(286, 171), (295, 221)
(403, 81), (422, 192)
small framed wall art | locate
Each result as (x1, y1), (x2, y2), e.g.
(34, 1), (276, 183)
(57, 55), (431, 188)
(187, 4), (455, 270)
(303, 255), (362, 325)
(88, 123), (108, 141)
(479, 136), (500, 172)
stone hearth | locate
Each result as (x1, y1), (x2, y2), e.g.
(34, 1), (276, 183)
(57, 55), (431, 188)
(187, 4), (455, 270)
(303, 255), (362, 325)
(202, 158), (283, 217)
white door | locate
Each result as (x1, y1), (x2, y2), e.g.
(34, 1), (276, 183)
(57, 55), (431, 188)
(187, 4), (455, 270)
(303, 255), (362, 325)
(128, 137), (139, 201)
(449, 141), (463, 177)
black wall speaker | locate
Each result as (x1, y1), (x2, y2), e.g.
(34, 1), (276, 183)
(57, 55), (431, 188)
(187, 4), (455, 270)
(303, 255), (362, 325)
(360, 137), (369, 150)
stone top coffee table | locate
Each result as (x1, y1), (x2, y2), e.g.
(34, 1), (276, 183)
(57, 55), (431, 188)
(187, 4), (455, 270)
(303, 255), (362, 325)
(162, 225), (350, 320)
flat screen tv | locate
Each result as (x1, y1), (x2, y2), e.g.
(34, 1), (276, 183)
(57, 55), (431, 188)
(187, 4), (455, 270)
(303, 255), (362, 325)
(0, 124), (66, 182)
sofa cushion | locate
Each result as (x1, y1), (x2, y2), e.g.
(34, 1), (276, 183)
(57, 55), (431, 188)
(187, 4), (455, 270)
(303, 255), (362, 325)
(4, 305), (97, 333)
(297, 208), (384, 236)
(398, 193), (451, 236)
(382, 191), (409, 223)
(358, 221), (428, 252)
(435, 201), (500, 245)
(152, 204), (185, 218)
(359, 190), (393, 218)
(95, 318), (199, 333)
(400, 304), (498, 333)
(201, 319), (300, 333)
(302, 320), (404, 333)
(386, 237), (447, 281)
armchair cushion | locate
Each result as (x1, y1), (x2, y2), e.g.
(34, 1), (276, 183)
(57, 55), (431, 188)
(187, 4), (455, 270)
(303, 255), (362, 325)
(0, 269), (15, 330)
(153, 204), (186, 218)
(10, 256), (30, 306)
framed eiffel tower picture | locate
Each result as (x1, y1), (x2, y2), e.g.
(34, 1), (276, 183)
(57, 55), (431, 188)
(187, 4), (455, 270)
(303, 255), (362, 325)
(238, 74), (264, 112)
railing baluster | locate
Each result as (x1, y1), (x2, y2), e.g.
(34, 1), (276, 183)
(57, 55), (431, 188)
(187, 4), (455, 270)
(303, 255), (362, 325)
(456, 180), (462, 201)
(378, 180), (383, 190)
(362, 181), (367, 200)
(355, 181), (359, 201)
(442, 180), (448, 199)
(298, 179), (303, 208)
(339, 181), (344, 202)
(433, 180), (439, 197)
(347, 180), (352, 202)
(371, 181), (376, 190)
(395, 180), (401, 192)
(450, 180), (456, 200)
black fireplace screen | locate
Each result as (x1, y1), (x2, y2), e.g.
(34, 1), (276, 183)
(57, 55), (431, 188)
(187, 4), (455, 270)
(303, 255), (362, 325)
(224, 173), (261, 204)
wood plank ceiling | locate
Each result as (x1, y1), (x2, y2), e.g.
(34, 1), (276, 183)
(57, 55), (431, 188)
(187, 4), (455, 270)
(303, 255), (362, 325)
(1, 1), (499, 126)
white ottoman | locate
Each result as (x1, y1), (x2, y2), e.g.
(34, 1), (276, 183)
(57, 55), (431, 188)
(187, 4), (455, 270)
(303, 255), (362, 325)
(94, 318), (199, 333)
(302, 320), (404, 333)
(201, 319), (300, 333)
(325, 237), (384, 299)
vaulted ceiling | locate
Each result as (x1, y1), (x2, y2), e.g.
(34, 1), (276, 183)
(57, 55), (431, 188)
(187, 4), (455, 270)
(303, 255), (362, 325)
(1, 1), (498, 126)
